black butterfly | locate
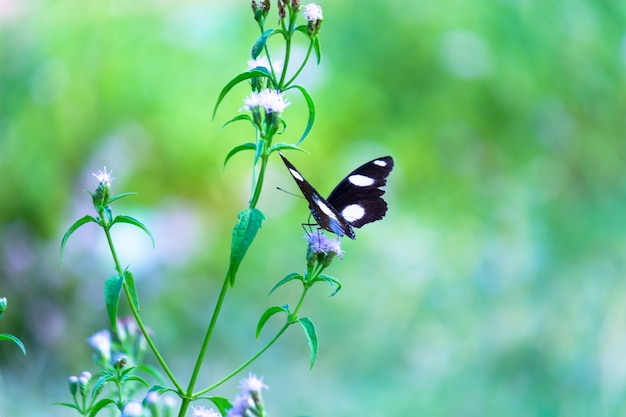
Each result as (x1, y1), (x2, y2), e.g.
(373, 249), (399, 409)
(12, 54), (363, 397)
(279, 152), (394, 239)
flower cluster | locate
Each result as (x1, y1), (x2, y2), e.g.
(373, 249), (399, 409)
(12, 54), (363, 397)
(306, 230), (343, 268)
(87, 317), (148, 369)
(227, 374), (269, 417)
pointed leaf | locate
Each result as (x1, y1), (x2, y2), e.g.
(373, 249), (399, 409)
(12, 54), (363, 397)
(88, 398), (116, 417)
(223, 143), (257, 169)
(313, 36), (322, 64)
(227, 209), (265, 286)
(212, 69), (271, 120)
(53, 402), (80, 411)
(298, 317), (318, 369)
(60, 215), (99, 266)
(112, 215), (155, 248)
(269, 273), (304, 295)
(122, 375), (149, 388)
(256, 305), (290, 338)
(123, 270), (140, 311)
(220, 113), (255, 130)
(0, 333), (26, 355)
(251, 29), (276, 59)
(203, 396), (233, 416)
(316, 274), (342, 297)
(105, 275), (123, 331)
(108, 192), (138, 204)
(285, 84), (315, 145)
(268, 143), (309, 155)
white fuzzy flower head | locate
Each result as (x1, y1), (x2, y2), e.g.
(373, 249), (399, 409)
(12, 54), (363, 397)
(121, 401), (143, 417)
(92, 166), (114, 187)
(247, 56), (284, 75)
(192, 406), (221, 417)
(226, 394), (254, 417)
(242, 89), (290, 114)
(302, 3), (323, 21)
(87, 330), (112, 361)
(239, 373), (268, 394)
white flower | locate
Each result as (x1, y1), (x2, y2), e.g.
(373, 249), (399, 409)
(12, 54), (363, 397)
(247, 56), (284, 75)
(302, 3), (323, 21)
(87, 330), (112, 361)
(241, 89), (290, 114)
(226, 395), (253, 417)
(92, 166), (114, 187)
(239, 373), (268, 394)
(121, 401), (143, 417)
(192, 406), (221, 417)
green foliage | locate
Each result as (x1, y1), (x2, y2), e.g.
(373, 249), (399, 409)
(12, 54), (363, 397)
(104, 275), (123, 331)
(0, 333), (26, 355)
(228, 208), (265, 286)
(298, 317), (318, 370)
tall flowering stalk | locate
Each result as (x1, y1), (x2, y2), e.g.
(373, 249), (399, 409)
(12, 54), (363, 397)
(59, 3), (361, 417)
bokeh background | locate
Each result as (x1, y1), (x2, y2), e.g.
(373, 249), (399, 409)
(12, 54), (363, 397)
(2, 0), (626, 416)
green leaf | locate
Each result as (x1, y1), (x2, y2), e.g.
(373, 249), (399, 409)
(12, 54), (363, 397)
(60, 215), (99, 266)
(223, 142), (256, 169)
(0, 333), (26, 355)
(251, 29), (275, 59)
(294, 26), (322, 64)
(220, 113), (255, 130)
(88, 398), (116, 417)
(111, 215), (155, 248)
(123, 270), (140, 311)
(269, 273), (304, 295)
(108, 192), (138, 204)
(256, 305), (290, 338)
(285, 84), (315, 145)
(268, 143), (309, 155)
(212, 69), (271, 121)
(227, 209), (265, 286)
(52, 402), (80, 411)
(298, 317), (318, 369)
(121, 375), (149, 388)
(313, 36), (322, 64)
(202, 396), (233, 416)
(136, 365), (167, 385)
(105, 275), (123, 331)
(315, 274), (342, 297)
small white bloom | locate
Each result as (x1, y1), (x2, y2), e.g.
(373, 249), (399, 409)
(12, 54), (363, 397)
(192, 406), (221, 417)
(247, 56), (284, 75)
(80, 371), (92, 381)
(239, 373), (268, 394)
(87, 330), (112, 360)
(145, 391), (160, 404)
(92, 166), (114, 187)
(241, 89), (290, 114)
(226, 395), (254, 417)
(68, 375), (79, 384)
(121, 401), (143, 417)
(302, 3), (323, 21)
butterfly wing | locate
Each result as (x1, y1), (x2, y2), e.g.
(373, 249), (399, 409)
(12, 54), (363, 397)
(279, 152), (355, 238)
(326, 156), (394, 228)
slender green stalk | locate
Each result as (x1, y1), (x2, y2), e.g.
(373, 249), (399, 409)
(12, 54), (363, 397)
(178, 272), (231, 417)
(284, 39), (314, 88)
(102, 225), (183, 393)
(195, 285), (311, 396)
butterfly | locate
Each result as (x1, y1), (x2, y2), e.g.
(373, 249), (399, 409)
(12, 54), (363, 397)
(279, 152), (394, 239)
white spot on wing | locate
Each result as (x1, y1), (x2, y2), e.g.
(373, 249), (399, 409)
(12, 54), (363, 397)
(373, 159), (387, 167)
(313, 195), (338, 220)
(342, 204), (365, 222)
(348, 174), (375, 187)
(289, 167), (304, 181)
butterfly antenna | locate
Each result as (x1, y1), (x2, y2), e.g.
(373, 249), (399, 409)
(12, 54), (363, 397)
(276, 186), (306, 199)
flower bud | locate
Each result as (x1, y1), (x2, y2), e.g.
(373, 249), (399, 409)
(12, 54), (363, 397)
(68, 375), (79, 396)
(78, 375), (90, 397)
(122, 401), (144, 417)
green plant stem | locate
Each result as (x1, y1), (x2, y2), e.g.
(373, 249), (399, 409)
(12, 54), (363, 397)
(102, 225), (183, 393)
(195, 285), (311, 396)
(284, 39), (314, 88)
(249, 149), (270, 209)
(178, 272), (231, 417)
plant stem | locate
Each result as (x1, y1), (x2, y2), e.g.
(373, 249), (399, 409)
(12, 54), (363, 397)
(284, 39), (314, 88)
(178, 271), (231, 417)
(102, 225), (183, 393)
(195, 285), (310, 396)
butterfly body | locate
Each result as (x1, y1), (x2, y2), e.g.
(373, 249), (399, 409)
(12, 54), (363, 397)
(279, 152), (394, 239)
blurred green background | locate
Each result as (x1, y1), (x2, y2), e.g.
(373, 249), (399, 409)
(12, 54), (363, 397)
(2, 0), (626, 416)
